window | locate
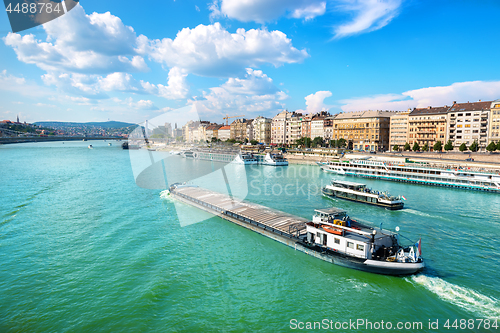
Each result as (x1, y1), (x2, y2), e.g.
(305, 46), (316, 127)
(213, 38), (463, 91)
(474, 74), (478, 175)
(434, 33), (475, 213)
(357, 244), (365, 251)
(334, 238), (340, 244)
(347, 242), (354, 249)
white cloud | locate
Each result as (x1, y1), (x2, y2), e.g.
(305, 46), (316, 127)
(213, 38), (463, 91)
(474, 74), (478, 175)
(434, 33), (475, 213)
(340, 80), (500, 111)
(210, 0), (326, 23)
(42, 69), (189, 100)
(296, 90), (332, 114)
(3, 5), (148, 74)
(34, 103), (56, 108)
(0, 70), (53, 98)
(190, 68), (288, 116)
(144, 67), (189, 100)
(333, 0), (402, 38)
(147, 23), (309, 77)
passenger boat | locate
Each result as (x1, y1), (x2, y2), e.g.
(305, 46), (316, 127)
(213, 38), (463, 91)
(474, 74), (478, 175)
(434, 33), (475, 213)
(322, 180), (404, 210)
(262, 152), (288, 166)
(233, 153), (258, 165)
(168, 184), (424, 275)
(319, 157), (500, 193)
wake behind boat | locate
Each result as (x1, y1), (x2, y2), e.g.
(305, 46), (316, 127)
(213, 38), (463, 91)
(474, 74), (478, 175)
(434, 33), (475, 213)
(322, 180), (404, 210)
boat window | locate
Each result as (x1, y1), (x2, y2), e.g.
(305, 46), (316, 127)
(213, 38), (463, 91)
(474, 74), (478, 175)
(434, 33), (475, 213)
(347, 242), (354, 249)
(357, 244), (365, 251)
(334, 238), (340, 244)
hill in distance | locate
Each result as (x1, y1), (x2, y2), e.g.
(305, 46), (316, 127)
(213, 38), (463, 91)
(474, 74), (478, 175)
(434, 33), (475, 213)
(34, 121), (137, 128)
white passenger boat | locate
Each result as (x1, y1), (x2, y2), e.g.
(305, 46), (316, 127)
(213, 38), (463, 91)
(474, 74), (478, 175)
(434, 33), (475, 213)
(319, 158), (500, 193)
(233, 153), (258, 164)
(322, 180), (404, 210)
(262, 152), (288, 166)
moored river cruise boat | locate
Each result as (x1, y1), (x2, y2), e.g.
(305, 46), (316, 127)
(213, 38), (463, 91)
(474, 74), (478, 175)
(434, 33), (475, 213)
(262, 152), (288, 166)
(322, 180), (404, 210)
(233, 153), (258, 164)
(319, 158), (500, 193)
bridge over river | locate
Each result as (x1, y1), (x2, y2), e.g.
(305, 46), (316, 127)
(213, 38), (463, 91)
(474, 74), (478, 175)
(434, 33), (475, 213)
(0, 136), (123, 145)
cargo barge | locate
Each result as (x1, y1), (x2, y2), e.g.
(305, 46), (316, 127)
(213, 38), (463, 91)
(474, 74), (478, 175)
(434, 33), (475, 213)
(166, 183), (424, 275)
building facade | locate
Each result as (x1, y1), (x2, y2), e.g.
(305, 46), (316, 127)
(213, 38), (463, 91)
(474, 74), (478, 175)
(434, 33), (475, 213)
(230, 118), (251, 141)
(332, 111), (394, 151)
(271, 110), (289, 145)
(389, 110), (410, 150)
(253, 116), (271, 144)
(310, 111), (330, 140)
(447, 101), (491, 150)
(408, 106), (449, 149)
(285, 112), (302, 145)
(489, 100), (500, 144)
(300, 114), (312, 139)
(218, 126), (231, 141)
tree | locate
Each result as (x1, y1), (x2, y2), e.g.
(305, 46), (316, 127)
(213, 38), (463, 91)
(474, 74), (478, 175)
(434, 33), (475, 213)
(497, 141), (500, 151)
(404, 142), (410, 151)
(459, 143), (467, 152)
(412, 142), (420, 152)
(486, 141), (497, 152)
(469, 140), (479, 152)
(337, 138), (347, 148)
(250, 139), (259, 145)
(304, 137), (312, 148)
(313, 136), (324, 147)
(329, 139), (336, 148)
(422, 143), (429, 152)
(444, 140), (453, 151)
(433, 141), (443, 152)
(211, 137), (217, 142)
(392, 144), (399, 151)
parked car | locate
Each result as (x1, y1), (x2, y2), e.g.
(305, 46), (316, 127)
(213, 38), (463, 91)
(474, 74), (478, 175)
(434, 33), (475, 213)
(465, 158), (474, 161)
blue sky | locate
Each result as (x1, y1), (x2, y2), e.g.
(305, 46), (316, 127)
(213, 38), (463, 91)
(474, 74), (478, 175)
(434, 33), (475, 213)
(1, 0), (499, 124)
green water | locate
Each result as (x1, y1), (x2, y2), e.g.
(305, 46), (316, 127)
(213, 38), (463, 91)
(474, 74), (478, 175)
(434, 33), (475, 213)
(1, 141), (499, 332)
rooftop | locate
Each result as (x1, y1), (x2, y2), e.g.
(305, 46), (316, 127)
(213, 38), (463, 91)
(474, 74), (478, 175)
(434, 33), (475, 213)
(334, 110), (397, 119)
(449, 101), (493, 112)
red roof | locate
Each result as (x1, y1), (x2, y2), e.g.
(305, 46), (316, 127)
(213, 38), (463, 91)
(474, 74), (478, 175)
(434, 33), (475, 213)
(219, 126), (231, 130)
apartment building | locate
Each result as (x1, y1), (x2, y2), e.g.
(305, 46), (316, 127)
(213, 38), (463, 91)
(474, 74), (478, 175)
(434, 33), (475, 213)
(271, 110), (289, 144)
(230, 118), (252, 141)
(285, 112), (302, 145)
(218, 126), (231, 141)
(446, 101), (491, 150)
(389, 110), (410, 149)
(489, 100), (500, 144)
(332, 111), (394, 151)
(310, 111), (330, 139)
(253, 116), (271, 144)
(408, 106), (449, 149)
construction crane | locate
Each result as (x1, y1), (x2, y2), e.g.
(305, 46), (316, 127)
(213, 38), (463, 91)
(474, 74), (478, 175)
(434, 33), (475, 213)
(222, 114), (245, 126)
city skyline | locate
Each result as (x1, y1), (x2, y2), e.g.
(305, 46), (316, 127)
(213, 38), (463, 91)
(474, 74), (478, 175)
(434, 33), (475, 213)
(1, 0), (499, 124)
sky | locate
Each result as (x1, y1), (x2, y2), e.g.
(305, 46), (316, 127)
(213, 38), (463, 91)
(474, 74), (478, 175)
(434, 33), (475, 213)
(1, 0), (500, 124)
